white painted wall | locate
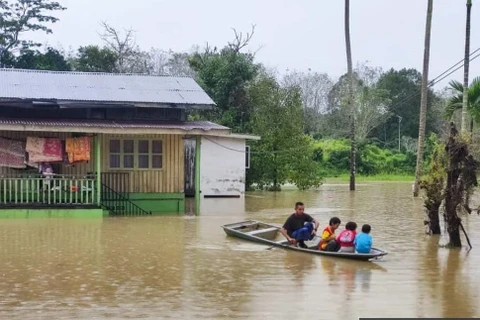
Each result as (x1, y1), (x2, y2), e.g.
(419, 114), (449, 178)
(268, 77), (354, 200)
(200, 136), (247, 197)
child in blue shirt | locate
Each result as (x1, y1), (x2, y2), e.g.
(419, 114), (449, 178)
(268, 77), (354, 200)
(354, 224), (373, 253)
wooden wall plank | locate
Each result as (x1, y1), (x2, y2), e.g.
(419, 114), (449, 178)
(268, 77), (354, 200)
(101, 133), (184, 193)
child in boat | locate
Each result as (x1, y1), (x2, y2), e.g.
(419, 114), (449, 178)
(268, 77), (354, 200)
(354, 224), (373, 254)
(318, 217), (341, 252)
(336, 221), (357, 253)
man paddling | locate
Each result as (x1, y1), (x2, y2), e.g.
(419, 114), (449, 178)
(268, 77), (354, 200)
(280, 202), (319, 249)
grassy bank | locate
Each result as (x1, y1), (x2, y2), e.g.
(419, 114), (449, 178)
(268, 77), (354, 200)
(325, 174), (415, 183)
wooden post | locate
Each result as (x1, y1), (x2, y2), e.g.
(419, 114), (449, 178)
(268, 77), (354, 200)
(95, 135), (102, 206)
(195, 136), (201, 216)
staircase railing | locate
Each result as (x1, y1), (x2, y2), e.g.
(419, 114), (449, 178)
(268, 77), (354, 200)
(101, 183), (152, 216)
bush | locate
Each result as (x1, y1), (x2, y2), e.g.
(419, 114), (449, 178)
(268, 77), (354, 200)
(314, 139), (417, 176)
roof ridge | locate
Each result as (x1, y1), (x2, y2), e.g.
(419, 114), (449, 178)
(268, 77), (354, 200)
(0, 68), (195, 79)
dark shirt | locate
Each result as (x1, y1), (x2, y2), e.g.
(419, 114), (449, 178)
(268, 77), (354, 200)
(282, 213), (314, 237)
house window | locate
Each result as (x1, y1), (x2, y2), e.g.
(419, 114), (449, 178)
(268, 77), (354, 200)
(245, 145), (250, 169)
(123, 140), (134, 168)
(109, 139), (163, 170)
(152, 140), (163, 169)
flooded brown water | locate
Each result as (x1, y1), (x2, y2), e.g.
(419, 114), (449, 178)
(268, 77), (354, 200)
(1, 182), (480, 319)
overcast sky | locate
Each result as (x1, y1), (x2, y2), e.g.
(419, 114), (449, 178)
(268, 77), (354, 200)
(28, 0), (479, 88)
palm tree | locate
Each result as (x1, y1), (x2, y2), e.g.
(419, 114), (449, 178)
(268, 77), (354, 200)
(345, 0), (355, 191)
(446, 77), (480, 130)
(445, 78), (480, 219)
(461, 0), (473, 132)
(413, 0), (434, 197)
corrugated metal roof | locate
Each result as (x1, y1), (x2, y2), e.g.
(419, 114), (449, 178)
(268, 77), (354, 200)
(0, 118), (229, 131)
(0, 68), (216, 107)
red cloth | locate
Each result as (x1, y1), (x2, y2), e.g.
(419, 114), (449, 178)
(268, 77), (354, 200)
(26, 137), (63, 163)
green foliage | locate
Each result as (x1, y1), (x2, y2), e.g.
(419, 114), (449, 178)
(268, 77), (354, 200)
(314, 139), (416, 176)
(445, 77), (480, 125)
(371, 68), (439, 144)
(75, 46), (118, 73)
(288, 135), (324, 190)
(188, 45), (259, 133)
(4, 47), (70, 70)
(419, 141), (447, 212)
(246, 73), (323, 190)
(0, 0), (66, 64)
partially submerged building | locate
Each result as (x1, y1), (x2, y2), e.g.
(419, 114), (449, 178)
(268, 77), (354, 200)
(0, 68), (258, 217)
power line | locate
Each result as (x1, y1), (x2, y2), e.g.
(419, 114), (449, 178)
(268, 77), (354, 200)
(203, 136), (305, 154)
(386, 47), (480, 111)
(430, 47), (480, 84)
(432, 51), (480, 85)
(206, 49), (480, 155)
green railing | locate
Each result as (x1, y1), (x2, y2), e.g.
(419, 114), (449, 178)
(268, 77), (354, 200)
(0, 174), (97, 206)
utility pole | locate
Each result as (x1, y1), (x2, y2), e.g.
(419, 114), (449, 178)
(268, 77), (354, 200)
(397, 115), (402, 152)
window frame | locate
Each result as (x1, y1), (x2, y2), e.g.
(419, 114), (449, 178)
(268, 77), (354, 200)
(108, 138), (164, 171)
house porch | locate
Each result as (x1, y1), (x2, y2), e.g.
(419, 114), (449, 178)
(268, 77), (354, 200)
(0, 118), (232, 216)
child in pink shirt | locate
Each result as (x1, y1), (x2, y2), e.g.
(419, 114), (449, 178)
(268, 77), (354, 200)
(336, 221), (357, 253)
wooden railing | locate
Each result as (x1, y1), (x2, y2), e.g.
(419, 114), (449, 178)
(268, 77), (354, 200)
(0, 174), (97, 206)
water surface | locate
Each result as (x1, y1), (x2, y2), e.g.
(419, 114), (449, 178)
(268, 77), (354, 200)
(1, 182), (479, 319)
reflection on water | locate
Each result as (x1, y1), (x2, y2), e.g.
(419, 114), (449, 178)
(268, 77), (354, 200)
(0, 182), (479, 319)
(283, 250), (316, 285)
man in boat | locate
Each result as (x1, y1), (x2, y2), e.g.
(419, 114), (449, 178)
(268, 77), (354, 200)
(280, 202), (319, 249)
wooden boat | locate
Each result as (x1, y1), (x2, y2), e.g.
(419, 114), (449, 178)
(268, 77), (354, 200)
(222, 220), (388, 261)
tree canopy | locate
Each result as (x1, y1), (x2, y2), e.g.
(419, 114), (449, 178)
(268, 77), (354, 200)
(0, 0), (65, 65)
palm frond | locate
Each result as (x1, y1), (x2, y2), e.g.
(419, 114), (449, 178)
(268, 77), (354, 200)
(449, 80), (464, 93)
(468, 77), (480, 123)
(468, 77), (480, 103)
(445, 99), (462, 119)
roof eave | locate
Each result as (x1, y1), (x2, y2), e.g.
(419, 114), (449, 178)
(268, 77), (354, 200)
(0, 122), (231, 136)
(219, 133), (261, 140)
(0, 98), (216, 110)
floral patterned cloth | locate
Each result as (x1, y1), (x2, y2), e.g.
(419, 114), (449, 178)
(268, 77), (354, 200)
(26, 137), (63, 163)
(0, 137), (25, 156)
(0, 151), (25, 168)
(66, 137), (91, 163)
(0, 137), (26, 168)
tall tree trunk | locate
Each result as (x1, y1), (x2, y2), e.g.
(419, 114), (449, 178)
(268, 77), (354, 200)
(413, 0), (434, 197)
(461, 0), (473, 132)
(445, 131), (463, 247)
(345, 0), (356, 191)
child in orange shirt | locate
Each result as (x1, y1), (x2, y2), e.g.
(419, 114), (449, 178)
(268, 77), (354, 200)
(318, 217), (341, 251)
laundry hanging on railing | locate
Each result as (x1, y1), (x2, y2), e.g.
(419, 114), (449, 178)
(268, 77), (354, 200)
(66, 137), (91, 163)
(0, 152), (26, 168)
(0, 137), (25, 156)
(0, 137), (26, 168)
(26, 137), (63, 163)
